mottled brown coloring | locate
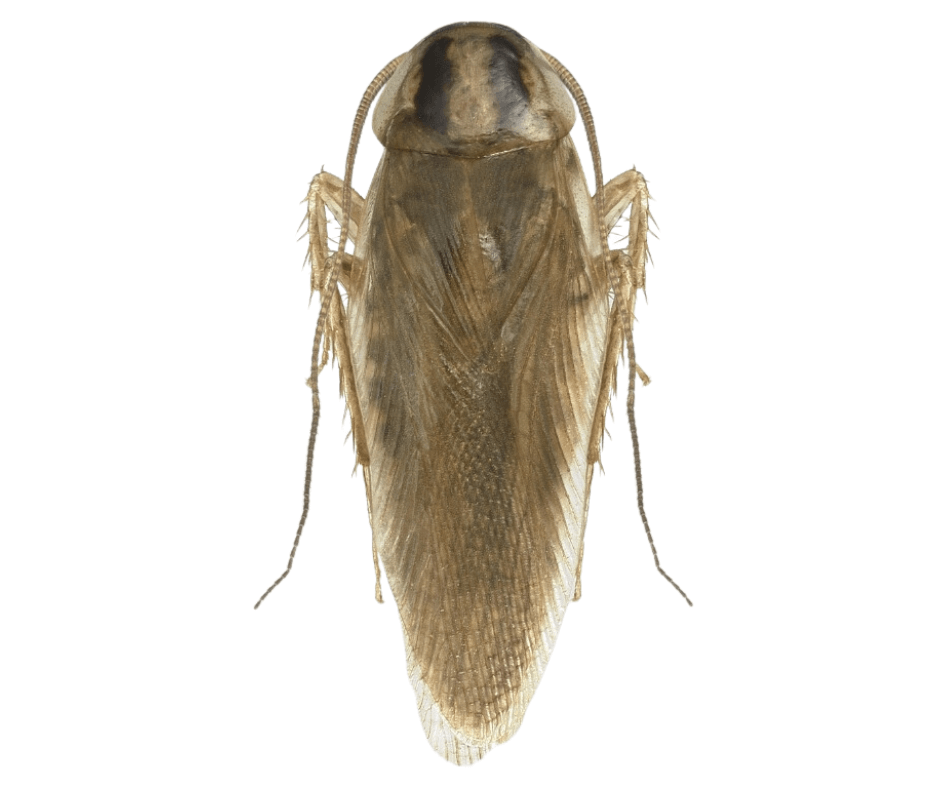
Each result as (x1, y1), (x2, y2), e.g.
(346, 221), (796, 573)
(257, 21), (690, 765)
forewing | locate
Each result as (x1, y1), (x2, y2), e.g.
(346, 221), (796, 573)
(347, 138), (609, 762)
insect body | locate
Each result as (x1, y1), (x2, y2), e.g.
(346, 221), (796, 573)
(258, 21), (689, 765)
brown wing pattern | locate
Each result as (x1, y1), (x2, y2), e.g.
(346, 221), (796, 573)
(346, 137), (610, 763)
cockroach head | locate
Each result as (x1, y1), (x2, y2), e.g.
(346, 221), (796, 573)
(373, 22), (575, 158)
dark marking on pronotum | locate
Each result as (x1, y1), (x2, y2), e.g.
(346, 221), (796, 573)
(489, 35), (530, 132)
(415, 36), (453, 135)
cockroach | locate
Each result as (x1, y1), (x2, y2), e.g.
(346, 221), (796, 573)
(257, 21), (690, 764)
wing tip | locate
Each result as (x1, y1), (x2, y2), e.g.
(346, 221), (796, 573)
(408, 652), (495, 765)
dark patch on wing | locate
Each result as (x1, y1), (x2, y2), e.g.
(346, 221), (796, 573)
(438, 239), (458, 280)
(415, 37), (453, 135)
(489, 35), (530, 132)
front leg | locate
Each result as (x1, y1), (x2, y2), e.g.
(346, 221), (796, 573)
(602, 168), (651, 324)
(306, 170), (365, 293)
(304, 170), (369, 466)
(588, 167), (653, 464)
(606, 167), (652, 383)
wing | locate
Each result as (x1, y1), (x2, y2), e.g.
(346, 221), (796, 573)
(347, 137), (610, 763)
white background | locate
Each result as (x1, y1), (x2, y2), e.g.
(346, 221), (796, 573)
(2, 1), (937, 785)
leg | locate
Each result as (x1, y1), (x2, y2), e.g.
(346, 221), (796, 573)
(578, 169), (654, 595)
(306, 172), (382, 600)
(305, 170), (369, 465)
(305, 170), (365, 293)
(588, 168), (653, 464)
(591, 169), (693, 606)
(603, 167), (651, 311)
